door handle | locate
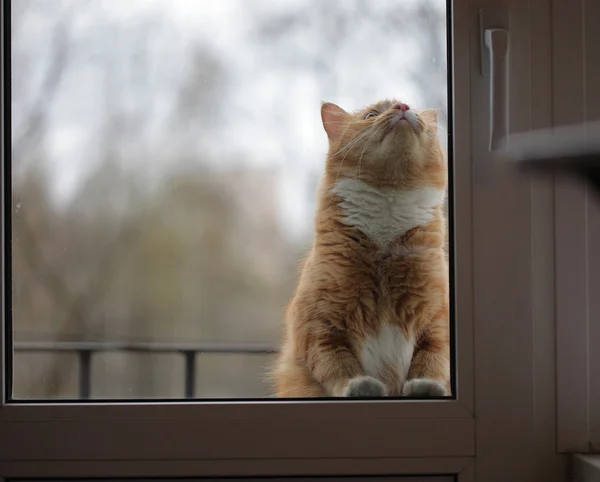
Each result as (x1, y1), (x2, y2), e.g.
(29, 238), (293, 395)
(485, 28), (509, 151)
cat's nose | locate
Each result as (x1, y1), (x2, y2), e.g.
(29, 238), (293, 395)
(392, 103), (410, 112)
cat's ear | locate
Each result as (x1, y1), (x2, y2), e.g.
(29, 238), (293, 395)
(321, 102), (348, 142)
(419, 108), (439, 134)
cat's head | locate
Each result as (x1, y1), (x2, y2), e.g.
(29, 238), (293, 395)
(321, 99), (446, 190)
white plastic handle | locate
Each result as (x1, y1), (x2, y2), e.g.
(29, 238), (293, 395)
(484, 28), (509, 151)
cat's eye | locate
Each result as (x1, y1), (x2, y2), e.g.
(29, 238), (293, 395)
(365, 111), (379, 119)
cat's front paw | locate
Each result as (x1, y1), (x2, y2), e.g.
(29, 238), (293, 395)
(402, 378), (447, 397)
(343, 376), (388, 397)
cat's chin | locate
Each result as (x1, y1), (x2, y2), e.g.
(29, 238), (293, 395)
(393, 118), (410, 128)
(395, 121), (419, 136)
(383, 126), (418, 148)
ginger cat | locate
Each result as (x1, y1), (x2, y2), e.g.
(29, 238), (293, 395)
(273, 99), (450, 398)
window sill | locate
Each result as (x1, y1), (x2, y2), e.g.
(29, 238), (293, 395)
(573, 455), (600, 482)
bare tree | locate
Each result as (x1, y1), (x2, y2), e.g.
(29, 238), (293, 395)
(406, 0), (448, 126)
(12, 8), (70, 171)
(11, 1), (242, 398)
(11, 3), (147, 396)
(250, 0), (447, 121)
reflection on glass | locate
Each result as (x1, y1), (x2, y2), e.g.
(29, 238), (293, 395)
(10, 0), (448, 400)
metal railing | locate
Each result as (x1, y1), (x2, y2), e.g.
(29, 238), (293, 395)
(14, 341), (278, 399)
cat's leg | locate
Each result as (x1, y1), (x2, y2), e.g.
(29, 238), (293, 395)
(402, 321), (450, 397)
(273, 356), (327, 398)
(306, 335), (387, 397)
(344, 375), (388, 397)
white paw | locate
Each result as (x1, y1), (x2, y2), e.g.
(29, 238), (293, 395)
(402, 378), (447, 397)
(343, 376), (388, 397)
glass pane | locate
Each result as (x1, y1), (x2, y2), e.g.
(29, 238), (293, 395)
(9, 0), (452, 400)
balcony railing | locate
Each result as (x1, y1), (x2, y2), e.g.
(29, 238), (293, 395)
(13, 341), (278, 399)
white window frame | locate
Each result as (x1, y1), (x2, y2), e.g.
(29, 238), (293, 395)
(0, 0), (583, 479)
(552, 0), (600, 455)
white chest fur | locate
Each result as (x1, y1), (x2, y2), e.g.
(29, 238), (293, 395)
(359, 323), (414, 382)
(331, 179), (445, 245)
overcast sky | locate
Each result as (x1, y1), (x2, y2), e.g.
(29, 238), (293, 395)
(12, 0), (447, 238)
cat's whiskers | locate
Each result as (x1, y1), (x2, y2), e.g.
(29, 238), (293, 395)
(336, 129), (371, 166)
(354, 126), (381, 180)
(327, 126), (377, 209)
(332, 124), (371, 157)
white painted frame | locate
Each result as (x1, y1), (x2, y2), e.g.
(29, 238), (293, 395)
(552, 0), (600, 455)
(0, 0), (474, 475)
(0, 0), (580, 479)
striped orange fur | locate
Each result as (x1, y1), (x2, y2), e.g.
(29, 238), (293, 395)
(273, 99), (450, 398)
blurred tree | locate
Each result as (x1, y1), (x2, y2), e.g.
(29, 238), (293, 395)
(406, 0), (448, 126)
(11, 2), (71, 173)
(249, 0), (447, 124)
(170, 48), (227, 140)
(11, 3), (289, 398)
